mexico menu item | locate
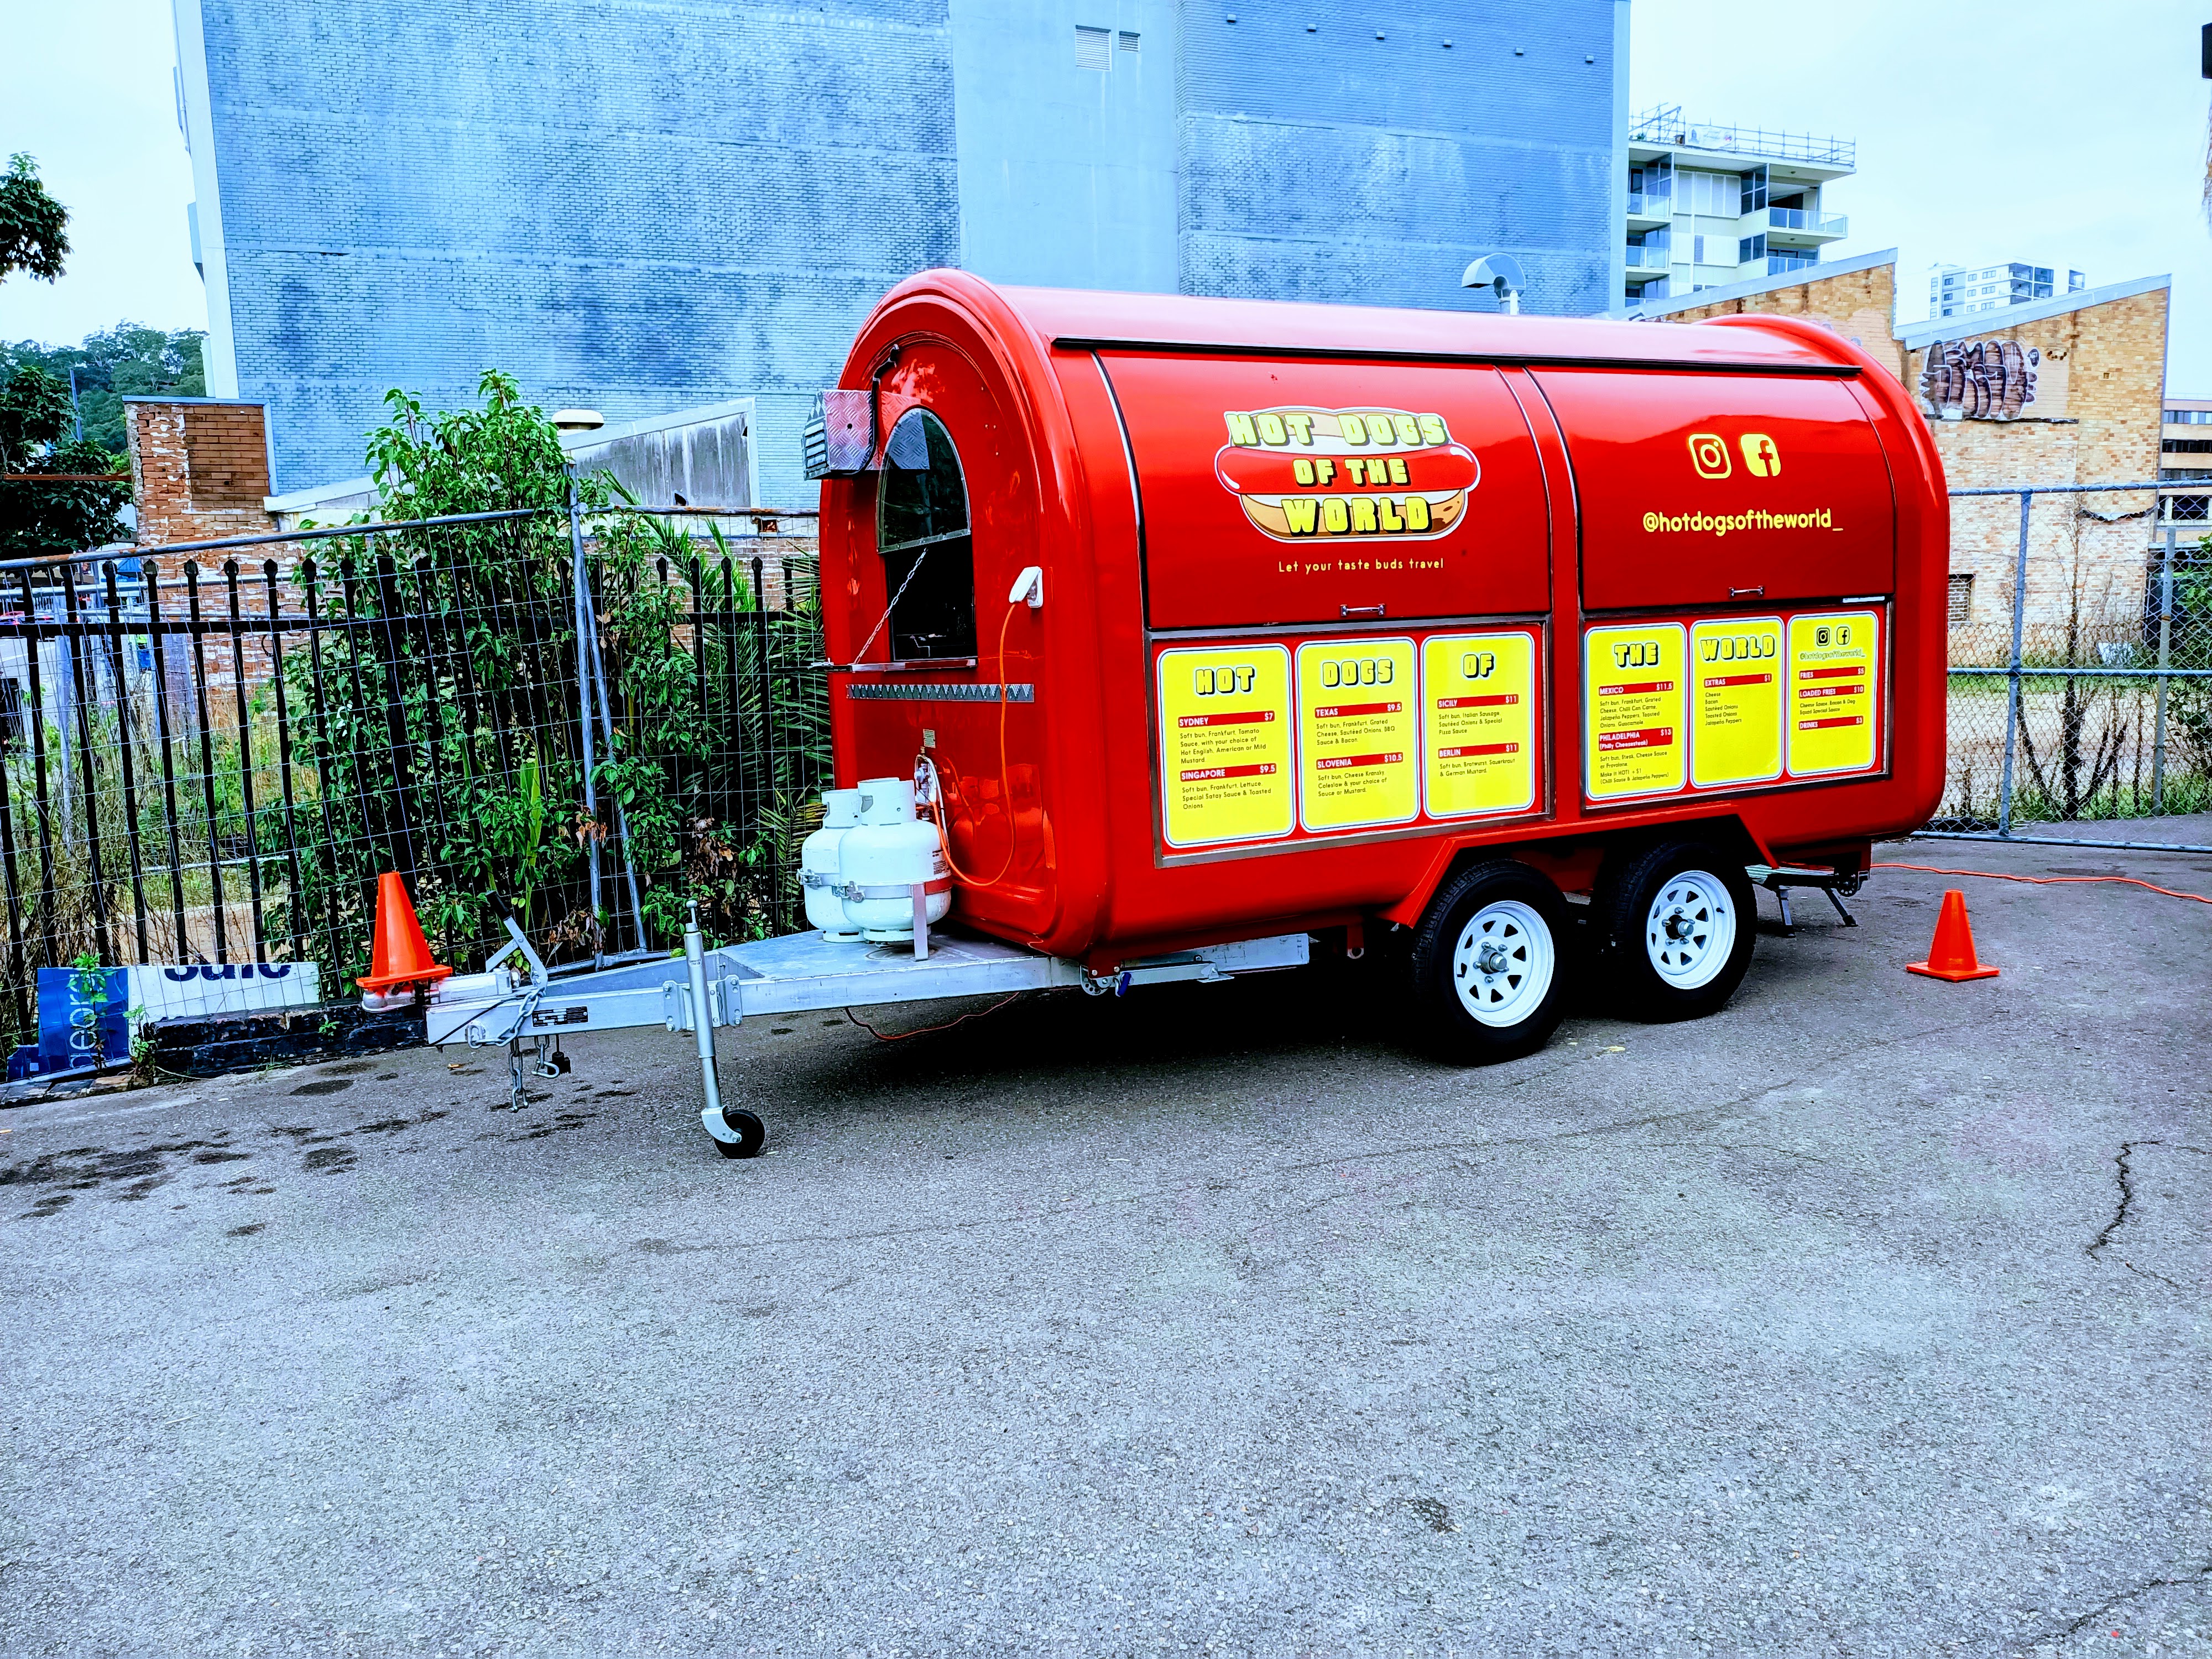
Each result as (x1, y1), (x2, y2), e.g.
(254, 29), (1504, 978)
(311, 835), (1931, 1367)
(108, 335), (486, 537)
(1155, 644), (1294, 848)
(1689, 617), (1784, 788)
(1583, 623), (1687, 801)
(1421, 630), (1538, 819)
(1786, 610), (1880, 776)
(1296, 638), (1418, 832)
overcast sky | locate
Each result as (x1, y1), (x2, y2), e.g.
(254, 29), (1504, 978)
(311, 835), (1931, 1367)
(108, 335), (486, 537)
(2, 0), (2208, 387)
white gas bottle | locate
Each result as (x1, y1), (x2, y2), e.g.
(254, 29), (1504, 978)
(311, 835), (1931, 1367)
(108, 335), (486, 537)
(800, 787), (865, 939)
(838, 775), (951, 941)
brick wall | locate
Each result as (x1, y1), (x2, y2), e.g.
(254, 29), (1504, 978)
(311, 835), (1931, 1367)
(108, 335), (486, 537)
(1903, 286), (2168, 650)
(1642, 263), (1906, 383)
(126, 400), (277, 547)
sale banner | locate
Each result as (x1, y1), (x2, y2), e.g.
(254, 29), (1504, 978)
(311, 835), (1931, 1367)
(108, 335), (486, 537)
(1689, 616), (1784, 788)
(1421, 630), (1537, 819)
(1583, 623), (1687, 801)
(1786, 610), (1880, 777)
(1296, 638), (1418, 832)
(1155, 644), (1295, 848)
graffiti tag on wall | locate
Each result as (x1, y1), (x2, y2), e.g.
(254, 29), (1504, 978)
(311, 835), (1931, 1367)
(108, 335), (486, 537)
(1919, 338), (2039, 420)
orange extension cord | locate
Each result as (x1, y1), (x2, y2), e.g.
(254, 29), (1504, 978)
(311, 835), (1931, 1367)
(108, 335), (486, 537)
(1874, 862), (2212, 906)
(847, 992), (1025, 1042)
(926, 603), (1021, 889)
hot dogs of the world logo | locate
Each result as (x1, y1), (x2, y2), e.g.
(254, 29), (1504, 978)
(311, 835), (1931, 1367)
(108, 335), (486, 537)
(1214, 408), (1479, 542)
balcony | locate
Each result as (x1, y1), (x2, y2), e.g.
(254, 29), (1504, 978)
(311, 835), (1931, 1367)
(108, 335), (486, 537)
(1625, 244), (1672, 276)
(1626, 191), (1671, 226)
(1765, 206), (1847, 245)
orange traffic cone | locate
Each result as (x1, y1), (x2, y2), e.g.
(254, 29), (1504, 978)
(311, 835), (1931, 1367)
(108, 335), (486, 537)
(1906, 889), (1999, 982)
(357, 872), (453, 992)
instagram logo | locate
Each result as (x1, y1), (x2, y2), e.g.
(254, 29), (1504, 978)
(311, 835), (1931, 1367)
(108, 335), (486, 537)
(1686, 432), (1731, 479)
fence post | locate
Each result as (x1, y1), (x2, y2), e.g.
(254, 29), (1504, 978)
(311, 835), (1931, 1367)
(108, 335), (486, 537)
(2151, 525), (2175, 815)
(1996, 489), (2032, 838)
(369, 547), (421, 887)
(567, 469), (602, 942)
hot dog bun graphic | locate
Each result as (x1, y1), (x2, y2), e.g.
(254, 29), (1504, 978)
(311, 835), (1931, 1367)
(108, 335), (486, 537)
(1213, 407), (1479, 544)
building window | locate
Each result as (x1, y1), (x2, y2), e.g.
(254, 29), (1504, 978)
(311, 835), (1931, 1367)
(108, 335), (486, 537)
(1947, 574), (1973, 627)
(1738, 233), (1766, 264)
(2164, 439), (2212, 455)
(1118, 29), (1139, 54)
(877, 410), (977, 661)
(1075, 25), (1110, 70)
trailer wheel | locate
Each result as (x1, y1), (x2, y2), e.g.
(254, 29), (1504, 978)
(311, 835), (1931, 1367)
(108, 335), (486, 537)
(1596, 841), (1756, 1022)
(1408, 860), (1568, 1063)
(707, 1108), (767, 1160)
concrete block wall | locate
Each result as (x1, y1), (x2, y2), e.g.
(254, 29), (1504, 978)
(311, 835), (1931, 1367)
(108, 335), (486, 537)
(195, 0), (962, 507)
(1176, 4), (1624, 316)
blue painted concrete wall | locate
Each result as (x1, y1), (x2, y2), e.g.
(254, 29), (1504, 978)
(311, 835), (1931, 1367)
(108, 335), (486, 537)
(190, 0), (1625, 501)
(1178, 4), (1624, 316)
(948, 0), (1177, 293)
(196, 0), (962, 504)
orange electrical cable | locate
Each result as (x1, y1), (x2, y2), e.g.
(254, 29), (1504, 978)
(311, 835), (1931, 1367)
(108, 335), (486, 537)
(1874, 862), (2212, 905)
(927, 602), (1021, 889)
(846, 991), (1024, 1041)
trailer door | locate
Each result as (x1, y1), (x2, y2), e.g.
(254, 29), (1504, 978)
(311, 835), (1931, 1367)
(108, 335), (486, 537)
(1532, 368), (1895, 611)
(1097, 352), (1553, 630)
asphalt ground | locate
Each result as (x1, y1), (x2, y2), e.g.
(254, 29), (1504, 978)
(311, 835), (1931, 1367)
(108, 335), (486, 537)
(1, 825), (2208, 1658)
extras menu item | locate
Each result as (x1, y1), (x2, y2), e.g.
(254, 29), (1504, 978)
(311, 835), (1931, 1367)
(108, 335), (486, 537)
(1584, 624), (1687, 801)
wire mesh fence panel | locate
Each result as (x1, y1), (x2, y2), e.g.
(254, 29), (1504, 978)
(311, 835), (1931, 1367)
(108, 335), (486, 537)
(1931, 484), (2212, 840)
(0, 507), (827, 1054)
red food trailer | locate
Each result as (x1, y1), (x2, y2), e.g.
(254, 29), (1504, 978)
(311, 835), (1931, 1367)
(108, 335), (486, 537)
(422, 272), (1946, 1155)
(813, 272), (1944, 1057)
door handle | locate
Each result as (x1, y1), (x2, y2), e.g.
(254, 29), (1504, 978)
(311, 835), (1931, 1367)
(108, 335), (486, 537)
(1729, 585), (1765, 599)
(1340, 603), (1387, 619)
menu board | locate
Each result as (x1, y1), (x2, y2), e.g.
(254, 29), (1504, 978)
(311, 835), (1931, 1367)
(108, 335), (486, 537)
(1421, 631), (1537, 818)
(1786, 609), (1880, 776)
(1583, 623), (1688, 801)
(1155, 644), (1295, 848)
(1689, 617), (1783, 788)
(1295, 638), (1418, 832)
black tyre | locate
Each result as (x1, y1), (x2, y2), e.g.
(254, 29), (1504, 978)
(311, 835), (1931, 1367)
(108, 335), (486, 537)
(1594, 840), (1757, 1022)
(709, 1108), (767, 1159)
(1407, 859), (1570, 1063)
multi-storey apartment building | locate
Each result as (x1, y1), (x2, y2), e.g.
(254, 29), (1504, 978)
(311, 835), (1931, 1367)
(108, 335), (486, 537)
(2161, 397), (2212, 526)
(1622, 105), (1851, 308)
(1928, 262), (2087, 320)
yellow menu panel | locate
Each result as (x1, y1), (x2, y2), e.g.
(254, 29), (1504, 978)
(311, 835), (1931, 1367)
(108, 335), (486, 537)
(1155, 644), (1295, 848)
(1421, 631), (1538, 819)
(1786, 610), (1880, 776)
(1689, 616), (1783, 788)
(1296, 638), (1418, 832)
(1584, 623), (1687, 801)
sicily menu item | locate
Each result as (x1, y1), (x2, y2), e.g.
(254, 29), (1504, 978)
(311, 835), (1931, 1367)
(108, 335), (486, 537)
(1689, 617), (1784, 788)
(1421, 630), (1538, 819)
(1296, 638), (1418, 832)
(1583, 623), (1688, 801)
(1155, 644), (1294, 849)
(1787, 610), (1880, 776)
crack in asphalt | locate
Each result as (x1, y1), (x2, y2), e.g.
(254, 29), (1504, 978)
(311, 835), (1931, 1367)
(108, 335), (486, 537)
(2086, 1141), (2208, 1288)
(2041, 1560), (2212, 1645)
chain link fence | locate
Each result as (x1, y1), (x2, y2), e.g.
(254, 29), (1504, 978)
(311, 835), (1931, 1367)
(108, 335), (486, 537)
(0, 502), (827, 1056)
(1929, 482), (2212, 853)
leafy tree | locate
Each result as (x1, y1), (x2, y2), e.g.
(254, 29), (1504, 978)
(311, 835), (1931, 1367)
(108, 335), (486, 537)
(0, 154), (69, 285)
(2, 324), (206, 455)
(0, 364), (128, 556)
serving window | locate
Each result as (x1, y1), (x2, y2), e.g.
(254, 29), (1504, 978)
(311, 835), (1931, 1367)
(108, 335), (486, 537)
(876, 409), (977, 661)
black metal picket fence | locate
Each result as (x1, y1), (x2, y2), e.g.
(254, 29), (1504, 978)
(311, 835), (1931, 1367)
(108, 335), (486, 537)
(0, 503), (828, 1053)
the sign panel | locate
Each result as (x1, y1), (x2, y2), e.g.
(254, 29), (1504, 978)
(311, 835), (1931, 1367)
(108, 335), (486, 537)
(1584, 623), (1688, 802)
(1421, 630), (1538, 819)
(1786, 609), (1880, 776)
(1155, 644), (1295, 849)
(1100, 353), (1552, 629)
(1296, 637), (1418, 832)
(1689, 616), (1783, 788)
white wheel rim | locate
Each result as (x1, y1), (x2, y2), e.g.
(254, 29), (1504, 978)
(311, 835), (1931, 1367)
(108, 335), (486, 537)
(1451, 899), (1555, 1027)
(1644, 870), (1736, 990)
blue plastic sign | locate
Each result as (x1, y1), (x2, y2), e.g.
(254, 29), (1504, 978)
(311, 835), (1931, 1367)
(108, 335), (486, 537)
(35, 966), (131, 1074)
